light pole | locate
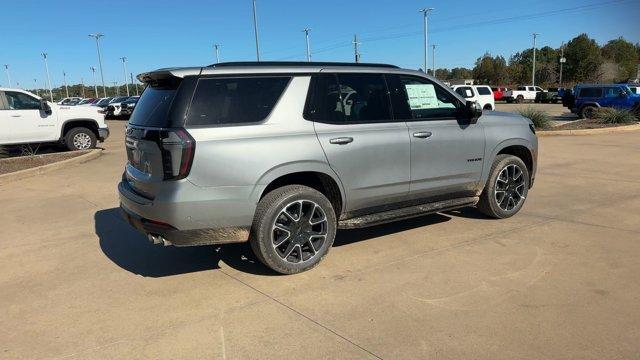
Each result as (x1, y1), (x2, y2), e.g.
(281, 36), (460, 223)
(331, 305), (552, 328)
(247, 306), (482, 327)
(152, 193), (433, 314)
(88, 33), (106, 97)
(419, 8), (434, 73)
(4, 65), (11, 87)
(213, 44), (221, 63)
(112, 81), (119, 96)
(559, 41), (566, 87)
(353, 34), (361, 63)
(63, 71), (69, 98)
(131, 73), (139, 96)
(302, 28), (311, 62)
(81, 77), (86, 97)
(41, 53), (53, 101)
(432, 44), (437, 77)
(119, 57), (129, 96)
(34, 79), (39, 97)
(252, 0), (261, 61)
(531, 33), (539, 87)
(90, 66), (98, 98)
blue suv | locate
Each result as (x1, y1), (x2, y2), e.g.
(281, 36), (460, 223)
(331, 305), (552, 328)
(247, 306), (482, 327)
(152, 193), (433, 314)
(565, 84), (640, 118)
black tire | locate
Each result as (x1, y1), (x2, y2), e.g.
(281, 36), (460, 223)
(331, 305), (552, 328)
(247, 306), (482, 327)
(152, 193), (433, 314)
(516, 95), (524, 104)
(64, 127), (97, 151)
(579, 105), (597, 119)
(250, 185), (337, 274)
(477, 154), (530, 219)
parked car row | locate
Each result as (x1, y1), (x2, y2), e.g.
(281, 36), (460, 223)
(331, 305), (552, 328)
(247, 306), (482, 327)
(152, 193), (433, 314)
(562, 83), (640, 118)
(54, 95), (140, 119)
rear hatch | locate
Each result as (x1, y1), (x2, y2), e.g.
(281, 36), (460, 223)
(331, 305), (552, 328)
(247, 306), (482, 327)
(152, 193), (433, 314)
(124, 74), (195, 199)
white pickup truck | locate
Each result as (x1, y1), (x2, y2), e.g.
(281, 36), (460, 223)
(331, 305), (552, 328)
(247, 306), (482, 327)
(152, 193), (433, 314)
(502, 86), (545, 103)
(0, 88), (109, 150)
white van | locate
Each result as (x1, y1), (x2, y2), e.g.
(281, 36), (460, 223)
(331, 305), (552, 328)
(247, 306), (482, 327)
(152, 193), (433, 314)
(451, 85), (495, 110)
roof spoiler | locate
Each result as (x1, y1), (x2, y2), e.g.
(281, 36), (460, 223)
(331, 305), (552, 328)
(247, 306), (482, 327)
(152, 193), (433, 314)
(137, 67), (204, 84)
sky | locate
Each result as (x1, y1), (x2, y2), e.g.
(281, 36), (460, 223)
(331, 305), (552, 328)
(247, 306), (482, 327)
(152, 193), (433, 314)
(1, 0), (639, 90)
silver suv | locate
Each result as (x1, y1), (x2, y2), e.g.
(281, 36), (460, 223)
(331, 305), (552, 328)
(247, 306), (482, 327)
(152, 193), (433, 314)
(119, 62), (537, 274)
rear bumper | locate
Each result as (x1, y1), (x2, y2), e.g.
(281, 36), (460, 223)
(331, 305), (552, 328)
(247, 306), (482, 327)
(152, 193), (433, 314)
(117, 180), (253, 246)
(98, 127), (109, 142)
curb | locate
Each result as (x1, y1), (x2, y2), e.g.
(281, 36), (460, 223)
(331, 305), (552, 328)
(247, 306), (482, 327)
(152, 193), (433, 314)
(0, 148), (103, 186)
(538, 124), (640, 136)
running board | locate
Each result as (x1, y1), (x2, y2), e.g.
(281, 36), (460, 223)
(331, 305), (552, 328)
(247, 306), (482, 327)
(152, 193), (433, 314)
(338, 196), (479, 229)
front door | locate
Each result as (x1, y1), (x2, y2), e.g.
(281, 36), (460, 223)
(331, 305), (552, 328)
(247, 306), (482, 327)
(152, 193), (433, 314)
(387, 74), (485, 200)
(307, 73), (410, 213)
(2, 91), (56, 144)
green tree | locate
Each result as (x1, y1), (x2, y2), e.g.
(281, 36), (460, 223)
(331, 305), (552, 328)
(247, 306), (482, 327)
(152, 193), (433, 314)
(473, 53), (509, 85)
(434, 68), (451, 79)
(601, 37), (638, 81)
(563, 34), (603, 83)
(449, 67), (473, 80)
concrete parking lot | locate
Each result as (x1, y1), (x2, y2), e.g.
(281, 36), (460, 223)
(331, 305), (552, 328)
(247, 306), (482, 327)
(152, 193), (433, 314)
(1, 120), (639, 359)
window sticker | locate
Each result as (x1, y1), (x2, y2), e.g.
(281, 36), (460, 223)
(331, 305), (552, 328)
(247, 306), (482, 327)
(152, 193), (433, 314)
(405, 84), (439, 109)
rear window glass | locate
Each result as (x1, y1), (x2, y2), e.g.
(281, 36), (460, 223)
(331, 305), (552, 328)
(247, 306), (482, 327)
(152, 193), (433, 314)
(578, 87), (602, 98)
(128, 82), (179, 127)
(187, 76), (290, 126)
(455, 86), (474, 98)
(477, 87), (491, 95)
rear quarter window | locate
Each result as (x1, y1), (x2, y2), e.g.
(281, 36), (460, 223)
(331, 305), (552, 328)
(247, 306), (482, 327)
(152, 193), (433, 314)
(186, 76), (291, 126)
(476, 87), (492, 95)
(578, 87), (603, 98)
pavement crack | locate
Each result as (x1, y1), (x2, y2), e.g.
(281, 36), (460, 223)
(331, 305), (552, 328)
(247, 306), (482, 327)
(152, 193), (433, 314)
(218, 269), (383, 359)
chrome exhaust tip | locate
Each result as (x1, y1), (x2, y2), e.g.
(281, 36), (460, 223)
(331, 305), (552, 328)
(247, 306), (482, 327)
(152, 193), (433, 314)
(147, 234), (163, 245)
(162, 238), (172, 246)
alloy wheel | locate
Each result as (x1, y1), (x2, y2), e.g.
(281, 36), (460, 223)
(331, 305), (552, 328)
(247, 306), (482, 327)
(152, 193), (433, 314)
(73, 133), (92, 150)
(271, 200), (328, 264)
(494, 164), (526, 211)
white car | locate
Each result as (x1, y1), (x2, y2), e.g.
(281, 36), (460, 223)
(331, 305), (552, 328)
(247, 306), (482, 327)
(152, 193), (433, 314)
(105, 96), (133, 117)
(57, 97), (82, 105)
(502, 86), (544, 103)
(451, 85), (495, 110)
(0, 88), (109, 150)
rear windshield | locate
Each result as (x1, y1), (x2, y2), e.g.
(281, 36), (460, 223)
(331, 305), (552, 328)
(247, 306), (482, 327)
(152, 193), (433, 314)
(186, 76), (290, 126)
(128, 82), (179, 127)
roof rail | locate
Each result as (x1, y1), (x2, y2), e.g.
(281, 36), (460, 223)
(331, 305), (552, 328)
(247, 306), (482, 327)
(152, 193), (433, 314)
(207, 61), (399, 69)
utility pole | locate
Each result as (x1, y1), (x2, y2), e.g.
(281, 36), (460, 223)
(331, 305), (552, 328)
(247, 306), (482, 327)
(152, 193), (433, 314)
(4, 65), (11, 87)
(81, 77), (86, 97)
(353, 34), (361, 63)
(119, 57), (129, 96)
(419, 8), (434, 73)
(34, 79), (39, 97)
(88, 33), (106, 97)
(302, 28), (311, 62)
(90, 66), (98, 98)
(113, 81), (119, 96)
(41, 53), (53, 101)
(432, 44), (437, 77)
(252, 0), (261, 61)
(63, 71), (69, 98)
(130, 73), (139, 96)
(559, 41), (566, 87)
(531, 33), (539, 87)
(213, 44), (221, 63)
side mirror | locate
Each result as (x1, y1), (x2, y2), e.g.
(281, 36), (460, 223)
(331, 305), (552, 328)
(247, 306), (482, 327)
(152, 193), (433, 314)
(40, 99), (52, 115)
(466, 101), (482, 124)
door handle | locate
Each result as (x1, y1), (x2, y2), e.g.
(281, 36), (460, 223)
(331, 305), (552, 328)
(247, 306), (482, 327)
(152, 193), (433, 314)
(329, 137), (353, 145)
(11, 114), (21, 118)
(413, 131), (432, 138)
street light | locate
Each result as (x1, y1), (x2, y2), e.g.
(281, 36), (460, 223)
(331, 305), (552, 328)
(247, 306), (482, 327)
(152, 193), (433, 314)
(213, 44), (221, 63)
(63, 71), (69, 98)
(41, 52), (53, 101)
(353, 34), (361, 63)
(33, 79), (38, 97)
(302, 28), (311, 62)
(531, 33), (539, 87)
(88, 33), (106, 97)
(81, 77), (86, 98)
(419, 7), (434, 73)
(119, 57), (129, 96)
(90, 66), (98, 98)
(4, 65), (11, 87)
(559, 42), (566, 87)
(432, 44), (437, 77)
(252, 0), (261, 61)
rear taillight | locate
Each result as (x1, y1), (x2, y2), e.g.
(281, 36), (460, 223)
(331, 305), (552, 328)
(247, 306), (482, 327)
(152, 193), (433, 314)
(159, 129), (195, 180)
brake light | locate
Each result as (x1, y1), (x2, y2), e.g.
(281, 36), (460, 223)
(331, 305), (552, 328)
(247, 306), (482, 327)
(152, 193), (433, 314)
(175, 129), (195, 179)
(159, 129), (195, 180)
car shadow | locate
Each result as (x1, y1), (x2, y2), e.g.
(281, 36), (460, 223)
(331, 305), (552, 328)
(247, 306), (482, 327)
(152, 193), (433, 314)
(95, 208), (455, 277)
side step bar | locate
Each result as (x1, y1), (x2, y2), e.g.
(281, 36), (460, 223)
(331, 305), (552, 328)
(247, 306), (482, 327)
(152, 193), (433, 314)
(338, 196), (479, 229)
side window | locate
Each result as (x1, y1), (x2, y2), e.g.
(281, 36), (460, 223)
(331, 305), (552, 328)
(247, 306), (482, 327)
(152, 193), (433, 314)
(455, 86), (475, 98)
(604, 87), (624, 98)
(335, 73), (391, 122)
(579, 87), (602, 98)
(535, 87), (544, 92)
(187, 76), (290, 126)
(304, 74), (344, 122)
(388, 75), (462, 120)
(517, 86), (526, 91)
(477, 86), (492, 95)
(4, 91), (41, 110)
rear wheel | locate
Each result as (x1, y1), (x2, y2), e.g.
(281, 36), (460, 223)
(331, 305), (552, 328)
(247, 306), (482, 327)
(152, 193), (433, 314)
(250, 185), (337, 274)
(65, 127), (96, 151)
(516, 95), (525, 103)
(580, 105), (597, 119)
(477, 155), (529, 219)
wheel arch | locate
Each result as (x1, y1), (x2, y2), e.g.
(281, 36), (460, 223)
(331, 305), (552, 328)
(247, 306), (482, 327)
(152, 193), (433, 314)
(60, 119), (100, 140)
(482, 138), (535, 189)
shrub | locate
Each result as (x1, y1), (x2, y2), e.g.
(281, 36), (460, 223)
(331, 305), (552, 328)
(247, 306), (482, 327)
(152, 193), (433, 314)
(518, 107), (551, 129)
(595, 107), (638, 124)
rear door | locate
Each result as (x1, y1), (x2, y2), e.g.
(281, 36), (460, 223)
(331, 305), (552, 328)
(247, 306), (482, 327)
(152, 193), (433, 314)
(2, 91), (57, 143)
(308, 73), (410, 212)
(387, 74), (485, 199)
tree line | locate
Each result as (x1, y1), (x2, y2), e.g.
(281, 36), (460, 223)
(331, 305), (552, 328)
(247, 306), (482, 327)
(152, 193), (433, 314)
(431, 34), (639, 87)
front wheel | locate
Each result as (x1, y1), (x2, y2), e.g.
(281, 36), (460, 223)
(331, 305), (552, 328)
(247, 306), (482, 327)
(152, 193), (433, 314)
(250, 185), (337, 274)
(65, 127), (97, 151)
(516, 95), (524, 104)
(477, 155), (530, 219)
